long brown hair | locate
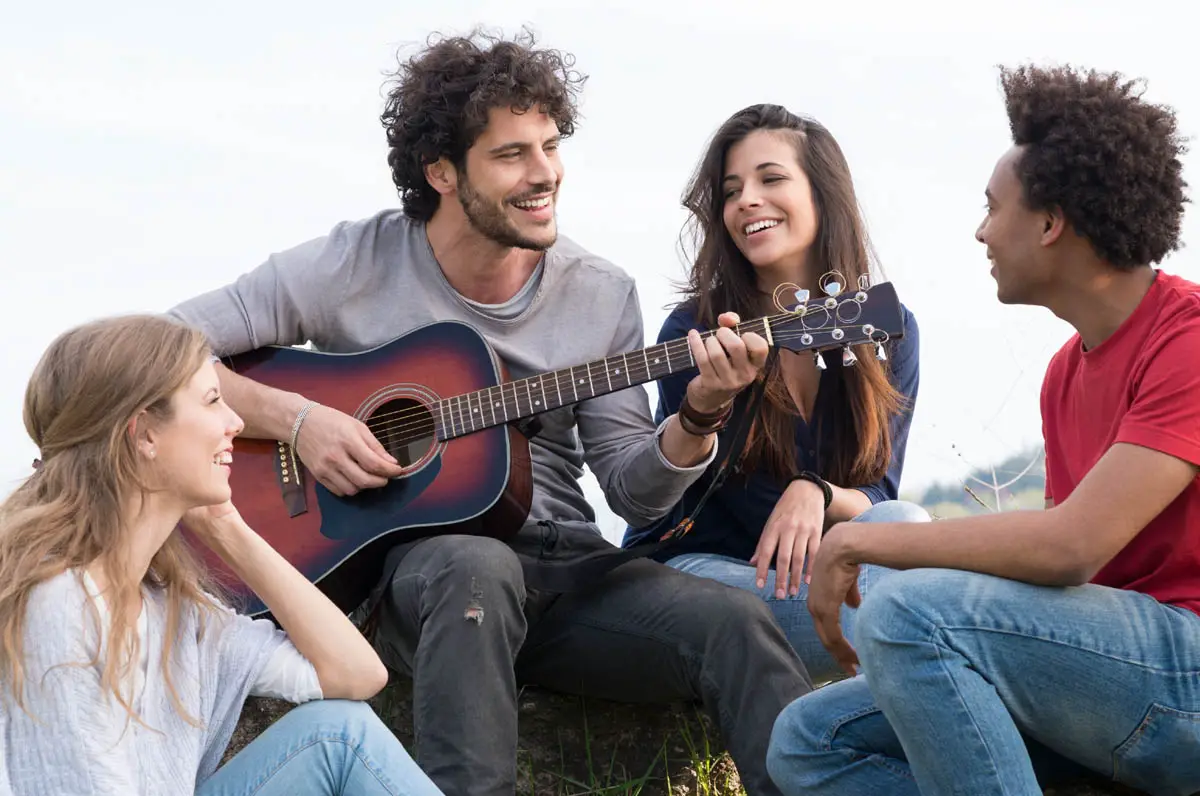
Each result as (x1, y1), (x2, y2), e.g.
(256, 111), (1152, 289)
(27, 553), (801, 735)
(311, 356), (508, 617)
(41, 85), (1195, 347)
(680, 104), (904, 486)
(0, 314), (221, 724)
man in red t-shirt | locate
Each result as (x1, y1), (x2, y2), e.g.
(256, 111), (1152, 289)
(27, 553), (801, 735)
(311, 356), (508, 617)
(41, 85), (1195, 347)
(764, 65), (1200, 796)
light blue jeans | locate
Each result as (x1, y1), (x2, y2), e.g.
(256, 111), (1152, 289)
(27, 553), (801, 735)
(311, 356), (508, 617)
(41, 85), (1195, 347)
(199, 700), (443, 796)
(666, 500), (930, 684)
(766, 568), (1200, 796)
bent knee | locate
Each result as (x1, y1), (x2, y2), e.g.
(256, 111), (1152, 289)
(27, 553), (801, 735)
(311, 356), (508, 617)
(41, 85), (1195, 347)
(415, 534), (523, 588)
(286, 698), (387, 734)
(855, 500), (931, 524)
(855, 568), (979, 654)
(766, 693), (828, 788)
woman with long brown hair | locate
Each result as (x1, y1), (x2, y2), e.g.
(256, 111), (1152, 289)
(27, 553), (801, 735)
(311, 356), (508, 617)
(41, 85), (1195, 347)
(624, 104), (928, 683)
(0, 314), (441, 795)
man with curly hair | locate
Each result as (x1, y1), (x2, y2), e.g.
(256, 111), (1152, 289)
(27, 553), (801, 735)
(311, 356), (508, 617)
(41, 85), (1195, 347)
(765, 64), (1200, 795)
(168, 29), (814, 796)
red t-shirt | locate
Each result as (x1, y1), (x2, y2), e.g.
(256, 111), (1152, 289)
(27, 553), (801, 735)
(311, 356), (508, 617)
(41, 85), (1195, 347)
(1041, 270), (1200, 616)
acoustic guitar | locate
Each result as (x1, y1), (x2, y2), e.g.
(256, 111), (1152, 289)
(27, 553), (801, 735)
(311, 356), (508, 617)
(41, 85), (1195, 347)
(196, 281), (906, 616)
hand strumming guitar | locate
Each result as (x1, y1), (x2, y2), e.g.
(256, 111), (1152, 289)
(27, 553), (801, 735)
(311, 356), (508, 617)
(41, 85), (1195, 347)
(294, 404), (406, 496)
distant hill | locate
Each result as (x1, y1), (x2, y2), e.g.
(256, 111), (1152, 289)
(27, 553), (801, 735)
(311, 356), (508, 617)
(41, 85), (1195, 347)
(912, 445), (1045, 517)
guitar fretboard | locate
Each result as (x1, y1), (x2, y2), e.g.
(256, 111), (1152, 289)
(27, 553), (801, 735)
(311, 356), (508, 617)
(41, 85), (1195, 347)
(435, 318), (770, 440)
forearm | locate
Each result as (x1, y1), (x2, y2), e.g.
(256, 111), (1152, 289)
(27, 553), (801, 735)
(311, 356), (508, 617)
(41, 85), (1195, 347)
(658, 413), (717, 467)
(202, 518), (387, 699)
(216, 363), (309, 441)
(832, 507), (1088, 586)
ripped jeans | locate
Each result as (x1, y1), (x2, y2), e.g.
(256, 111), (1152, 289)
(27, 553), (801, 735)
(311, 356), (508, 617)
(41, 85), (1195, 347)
(372, 521), (813, 796)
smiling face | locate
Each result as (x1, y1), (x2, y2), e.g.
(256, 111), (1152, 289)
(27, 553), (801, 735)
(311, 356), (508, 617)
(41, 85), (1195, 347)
(453, 106), (565, 251)
(142, 361), (244, 509)
(976, 145), (1057, 305)
(721, 129), (819, 285)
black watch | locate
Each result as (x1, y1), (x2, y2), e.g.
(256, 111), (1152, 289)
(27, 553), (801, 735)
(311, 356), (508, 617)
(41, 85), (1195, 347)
(790, 470), (832, 510)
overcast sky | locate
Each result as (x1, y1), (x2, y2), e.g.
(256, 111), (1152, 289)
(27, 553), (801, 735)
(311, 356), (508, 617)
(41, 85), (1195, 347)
(3, 0), (1197, 541)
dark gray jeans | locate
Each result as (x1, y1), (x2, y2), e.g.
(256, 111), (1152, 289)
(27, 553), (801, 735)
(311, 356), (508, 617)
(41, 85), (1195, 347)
(372, 521), (814, 796)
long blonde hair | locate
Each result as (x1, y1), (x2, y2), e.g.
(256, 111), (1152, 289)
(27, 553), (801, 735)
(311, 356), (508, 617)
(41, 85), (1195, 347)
(0, 314), (222, 723)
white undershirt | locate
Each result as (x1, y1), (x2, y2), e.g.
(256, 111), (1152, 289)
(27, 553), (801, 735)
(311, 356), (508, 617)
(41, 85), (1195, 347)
(80, 571), (322, 705)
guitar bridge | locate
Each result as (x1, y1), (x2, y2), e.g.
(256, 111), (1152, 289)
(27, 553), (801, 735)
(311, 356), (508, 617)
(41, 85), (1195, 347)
(276, 440), (309, 517)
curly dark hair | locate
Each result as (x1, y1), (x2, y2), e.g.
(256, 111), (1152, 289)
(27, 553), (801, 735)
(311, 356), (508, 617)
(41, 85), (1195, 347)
(1000, 64), (1189, 268)
(380, 27), (587, 221)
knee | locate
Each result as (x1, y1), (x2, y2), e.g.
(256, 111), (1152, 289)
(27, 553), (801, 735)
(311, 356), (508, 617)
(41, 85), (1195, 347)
(287, 699), (389, 738)
(766, 694), (829, 792)
(855, 568), (967, 670)
(412, 534), (524, 593)
(854, 499), (931, 524)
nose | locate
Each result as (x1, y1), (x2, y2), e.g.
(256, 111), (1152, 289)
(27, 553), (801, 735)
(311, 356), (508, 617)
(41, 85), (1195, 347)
(737, 185), (764, 212)
(974, 217), (987, 244)
(226, 407), (245, 438)
(526, 148), (559, 189)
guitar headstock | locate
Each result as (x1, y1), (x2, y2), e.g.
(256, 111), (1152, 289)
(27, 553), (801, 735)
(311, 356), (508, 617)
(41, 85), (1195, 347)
(767, 279), (904, 366)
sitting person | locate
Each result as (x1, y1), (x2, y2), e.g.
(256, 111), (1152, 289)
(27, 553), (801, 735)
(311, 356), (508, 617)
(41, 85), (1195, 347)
(167, 30), (813, 796)
(767, 65), (1200, 796)
(623, 103), (928, 683)
(0, 315), (441, 796)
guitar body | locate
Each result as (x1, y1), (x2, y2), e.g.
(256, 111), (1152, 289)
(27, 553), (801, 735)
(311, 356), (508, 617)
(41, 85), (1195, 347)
(193, 320), (533, 617)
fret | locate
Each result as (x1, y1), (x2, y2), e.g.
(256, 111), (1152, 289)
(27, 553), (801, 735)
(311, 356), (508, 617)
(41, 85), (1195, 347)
(603, 357), (612, 393)
(449, 395), (460, 437)
(504, 382), (517, 420)
(642, 347), (651, 380)
(438, 400), (449, 440)
(459, 395), (469, 434)
(468, 392), (479, 432)
(571, 365), (580, 402)
(499, 384), (509, 423)
(587, 363), (595, 397)
(553, 368), (563, 409)
(525, 378), (535, 414)
(486, 386), (497, 427)
(537, 374), (548, 410)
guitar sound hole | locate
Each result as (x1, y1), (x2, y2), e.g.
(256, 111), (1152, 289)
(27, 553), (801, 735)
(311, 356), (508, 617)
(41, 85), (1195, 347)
(369, 398), (436, 468)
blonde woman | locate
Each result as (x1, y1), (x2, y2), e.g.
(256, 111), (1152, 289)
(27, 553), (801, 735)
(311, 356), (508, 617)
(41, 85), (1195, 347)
(0, 315), (441, 795)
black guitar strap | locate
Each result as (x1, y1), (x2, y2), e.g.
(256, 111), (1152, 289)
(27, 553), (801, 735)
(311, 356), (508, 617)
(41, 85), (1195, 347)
(518, 348), (780, 594)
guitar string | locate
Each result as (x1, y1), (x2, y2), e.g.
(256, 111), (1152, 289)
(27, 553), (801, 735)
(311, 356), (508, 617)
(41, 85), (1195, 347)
(353, 299), (882, 431)
(346, 324), (887, 450)
(355, 324), (884, 448)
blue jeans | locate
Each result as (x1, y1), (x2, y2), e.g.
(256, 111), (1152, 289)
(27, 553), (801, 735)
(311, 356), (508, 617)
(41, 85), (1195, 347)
(199, 700), (443, 796)
(766, 568), (1200, 796)
(666, 500), (930, 684)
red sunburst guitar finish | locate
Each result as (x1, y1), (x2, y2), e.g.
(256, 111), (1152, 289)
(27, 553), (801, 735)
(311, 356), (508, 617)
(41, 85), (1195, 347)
(190, 282), (905, 617)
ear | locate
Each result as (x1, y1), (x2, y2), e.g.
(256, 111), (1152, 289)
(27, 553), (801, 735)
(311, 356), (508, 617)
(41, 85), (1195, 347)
(1040, 206), (1067, 247)
(423, 157), (459, 197)
(128, 410), (158, 461)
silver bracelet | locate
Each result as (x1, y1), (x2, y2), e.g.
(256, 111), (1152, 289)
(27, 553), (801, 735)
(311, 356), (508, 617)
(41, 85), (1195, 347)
(289, 400), (318, 454)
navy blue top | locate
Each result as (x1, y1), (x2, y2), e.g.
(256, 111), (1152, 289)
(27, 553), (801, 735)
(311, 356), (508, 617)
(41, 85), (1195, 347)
(622, 300), (920, 561)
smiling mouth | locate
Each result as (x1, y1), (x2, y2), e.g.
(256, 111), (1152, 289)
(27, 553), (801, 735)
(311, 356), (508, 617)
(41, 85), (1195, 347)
(744, 219), (780, 236)
(512, 196), (553, 211)
(213, 451), (232, 465)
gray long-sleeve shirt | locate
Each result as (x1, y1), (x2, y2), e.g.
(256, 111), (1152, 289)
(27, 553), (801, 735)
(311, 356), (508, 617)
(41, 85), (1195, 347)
(167, 209), (712, 534)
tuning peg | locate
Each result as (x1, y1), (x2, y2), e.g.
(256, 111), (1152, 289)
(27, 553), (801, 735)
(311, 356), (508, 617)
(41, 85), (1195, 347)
(842, 346), (858, 367)
(875, 342), (888, 361)
(858, 273), (872, 291)
(793, 288), (810, 305)
(814, 351), (827, 371)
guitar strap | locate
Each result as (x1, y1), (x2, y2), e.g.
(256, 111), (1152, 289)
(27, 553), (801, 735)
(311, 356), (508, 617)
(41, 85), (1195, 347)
(518, 348), (780, 594)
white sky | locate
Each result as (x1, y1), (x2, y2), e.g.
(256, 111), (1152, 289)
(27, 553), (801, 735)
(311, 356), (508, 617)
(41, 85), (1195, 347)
(3, 0), (1197, 541)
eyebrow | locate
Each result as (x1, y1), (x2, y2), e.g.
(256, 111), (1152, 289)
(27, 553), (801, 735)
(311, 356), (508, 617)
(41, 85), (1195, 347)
(722, 162), (786, 184)
(985, 188), (996, 201)
(488, 135), (561, 155)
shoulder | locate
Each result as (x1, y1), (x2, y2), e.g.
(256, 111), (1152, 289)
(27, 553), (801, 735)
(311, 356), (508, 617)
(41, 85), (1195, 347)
(658, 300), (703, 342)
(23, 571), (91, 661)
(546, 234), (638, 297)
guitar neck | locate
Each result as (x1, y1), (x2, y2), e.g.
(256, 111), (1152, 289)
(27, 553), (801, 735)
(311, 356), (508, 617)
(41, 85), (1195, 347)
(435, 317), (770, 441)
